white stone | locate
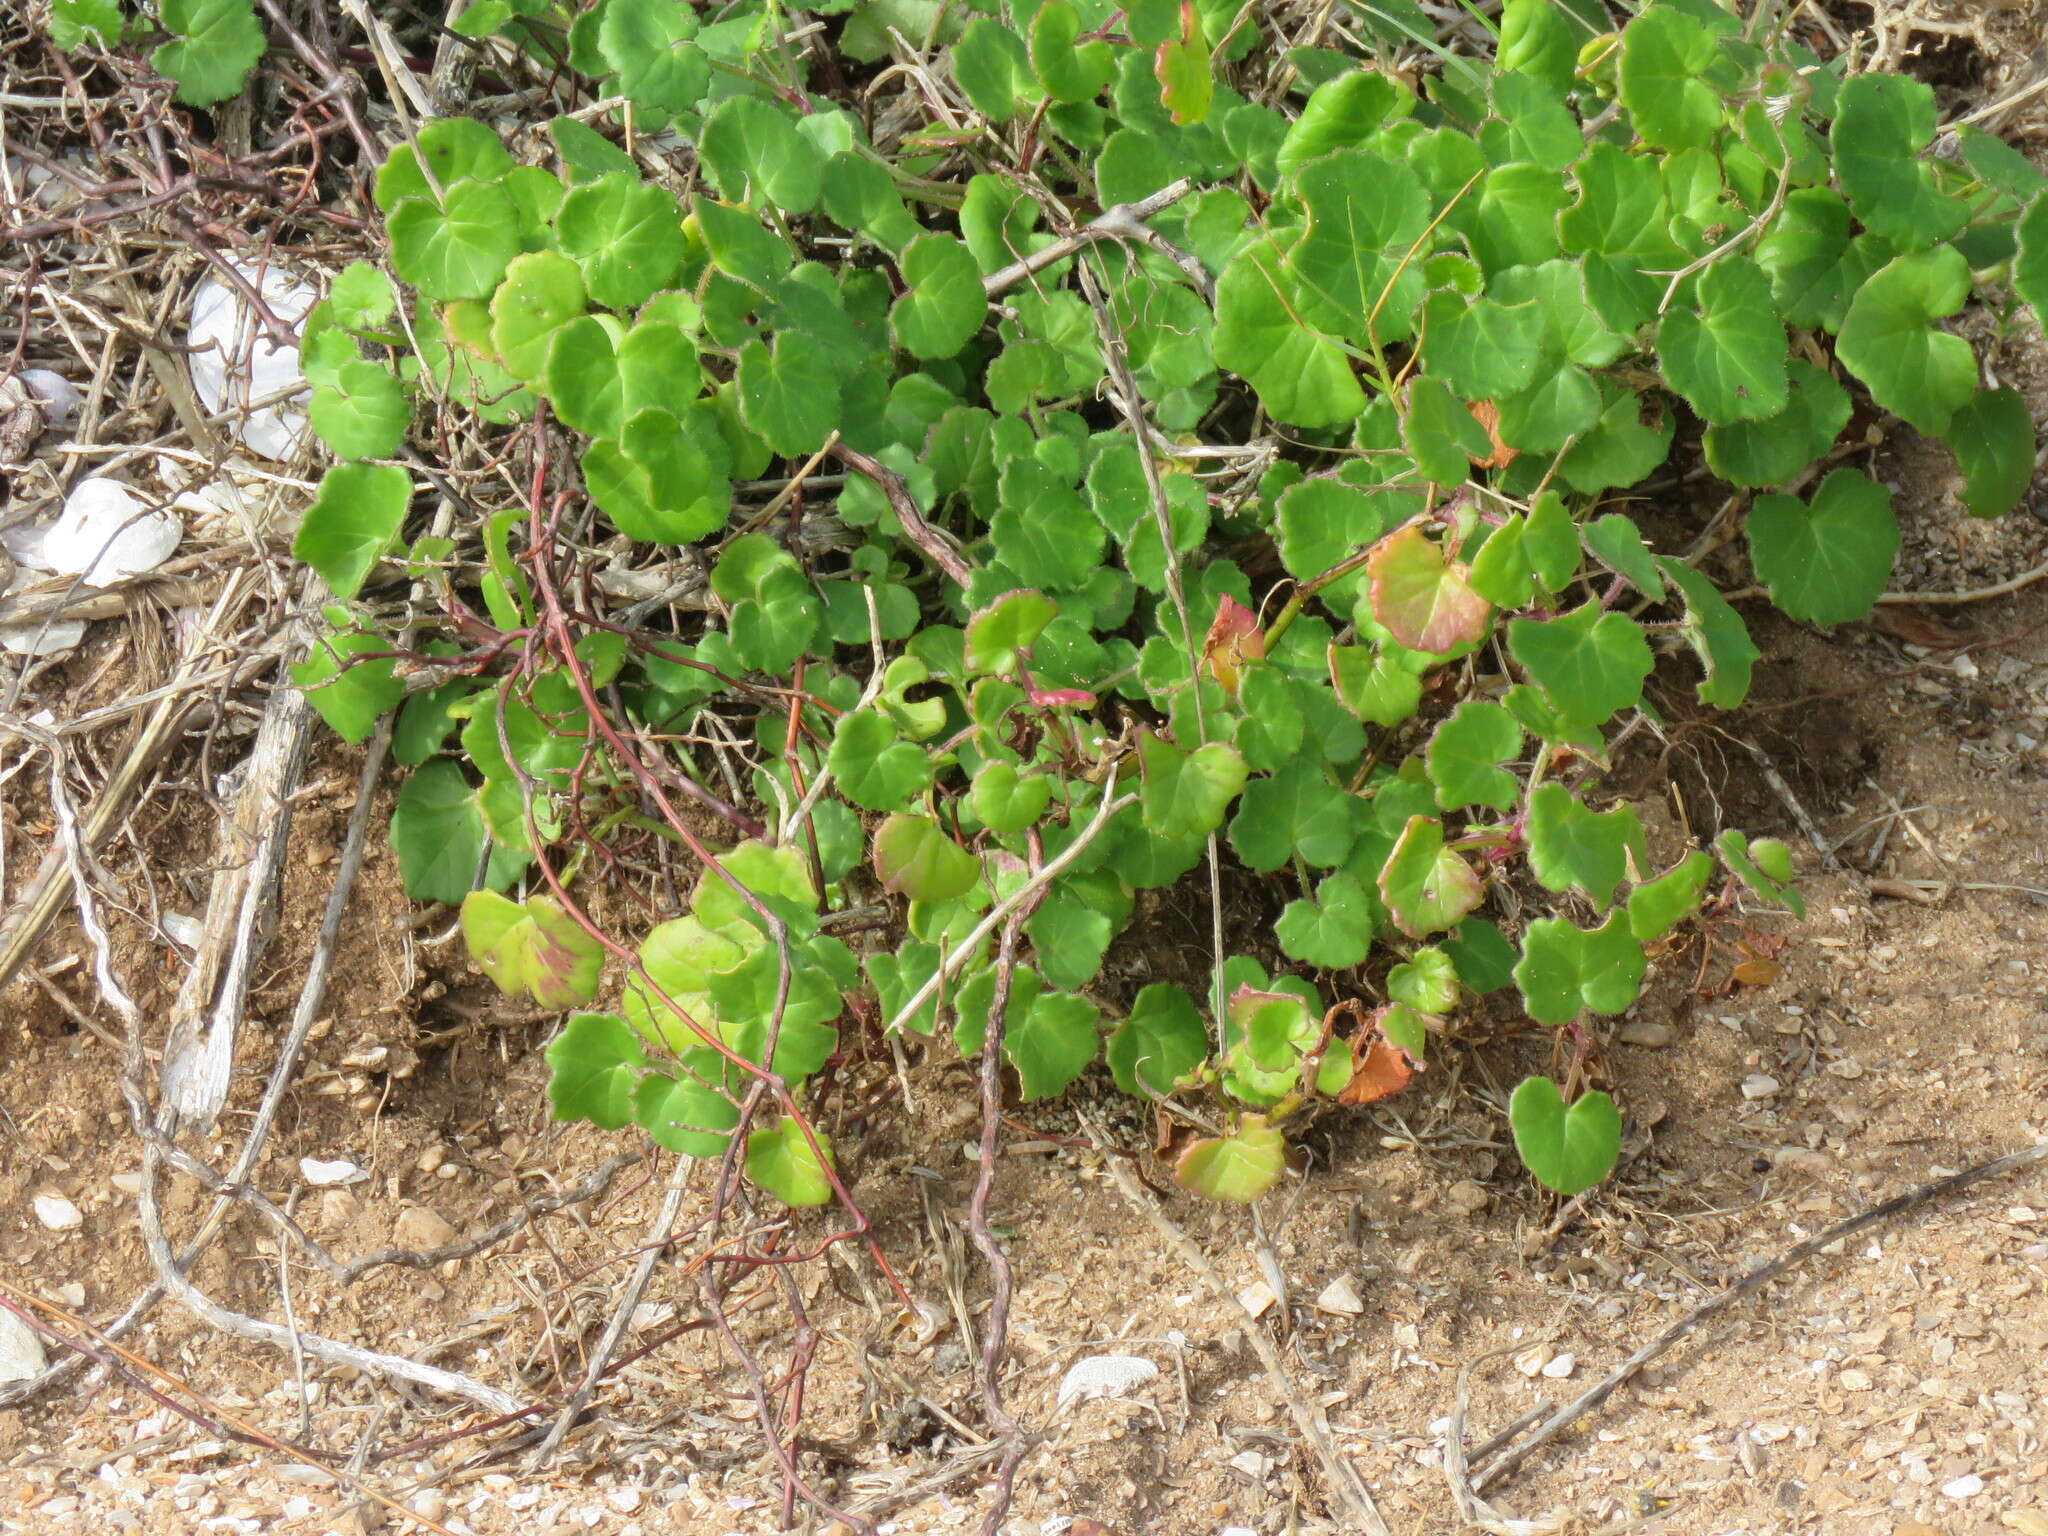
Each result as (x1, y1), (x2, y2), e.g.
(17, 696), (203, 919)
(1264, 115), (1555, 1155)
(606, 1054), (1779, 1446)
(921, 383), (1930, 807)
(1237, 1280), (1277, 1318)
(32, 1194), (82, 1230)
(1940, 1473), (1984, 1499)
(44, 479), (181, 583)
(298, 1157), (367, 1187)
(1540, 1351), (1576, 1379)
(1740, 1074), (1781, 1100)
(1314, 1276), (1365, 1316)
(0, 1305), (45, 1381)
(187, 262), (316, 460)
(1055, 1354), (1158, 1409)
(1227, 1450), (1276, 1478)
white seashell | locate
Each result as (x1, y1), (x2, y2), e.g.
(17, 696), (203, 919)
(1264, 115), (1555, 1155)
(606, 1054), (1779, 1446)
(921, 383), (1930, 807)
(45, 479), (181, 583)
(32, 1194), (82, 1230)
(187, 262), (317, 460)
(17, 370), (81, 425)
(1055, 1353), (1158, 1409)
(298, 1157), (368, 1187)
(0, 1307), (45, 1383)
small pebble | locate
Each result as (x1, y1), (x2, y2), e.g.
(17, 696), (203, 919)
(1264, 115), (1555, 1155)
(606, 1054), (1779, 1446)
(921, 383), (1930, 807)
(299, 1157), (367, 1187)
(32, 1194), (82, 1231)
(1740, 1074), (1782, 1100)
(1237, 1281), (1277, 1319)
(0, 1307), (46, 1382)
(392, 1205), (457, 1251)
(1940, 1473), (1985, 1499)
(1540, 1352), (1576, 1380)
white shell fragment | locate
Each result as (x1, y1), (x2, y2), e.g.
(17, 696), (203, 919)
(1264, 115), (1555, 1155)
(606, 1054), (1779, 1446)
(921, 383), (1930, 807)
(298, 1157), (369, 1188)
(0, 1307), (45, 1383)
(44, 479), (181, 584)
(1315, 1275), (1365, 1316)
(1056, 1354), (1159, 1409)
(17, 370), (81, 426)
(0, 571), (86, 656)
(187, 262), (317, 460)
(32, 1194), (82, 1230)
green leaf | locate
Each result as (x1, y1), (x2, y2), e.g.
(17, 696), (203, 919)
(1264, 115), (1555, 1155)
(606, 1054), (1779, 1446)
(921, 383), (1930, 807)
(1403, 377), (1490, 487)
(1512, 912), (1645, 1024)
(1657, 558), (1758, 709)
(1943, 388), (2037, 519)
(736, 337), (840, 456)
(309, 359), (408, 461)
(1747, 468), (1897, 625)
(966, 589), (1059, 674)
(1008, 988), (1101, 1099)
(154, 0), (265, 106)
(1830, 73), (1968, 249)
(1174, 1113), (1285, 1202)
(290, 611), (402, 743)
(1524, 781), (1646, 909)
(830, 710), (932, 811)
(892, 235), (985, 360)
(955, 17), (1041, 121)
(634, 1070), (740, 1157)
(872, 812), (980, 900)
(971, 761), (1053, 834)
(1509, 1077), (1620, 1196)
(545, 1013), (644, 1128)
(1507, 603), (1653, 729)
(374, 119), (514, 213)
(1628, 849), (1713, 942)
(1754, 189), (1854, 331)
(391, 760), (489, 904)
(1229, 759), (1358, 872)
(49, 0), (125, 49)
(1214, 240), (1365, 427)
(1499, 0), (1575, 98)
(692, 196), (793, 289)
(1153, 0), (1212, 126)
(1716, 829), (1804, 917)
(1836, 246), (1977, 436)
(1443, 916), (1519, 993)
(1618, 5), (1720, 152)
(1274, 477), (1393, 599)
(1277, 871), (1374, 968)
(597, 0), (709, 112)
(1029, 0), (1114, 103)
(1288, 149), (1432, 346)
(1029, 891), (1115, 990)
(491, 251), (587, 383)
(1418, 290), (1542, 401)
(461, 890), (605, 1008)
(292, 463), (410, 600)
(1581, 514), (1665, 600)
(1365, 526), (1490, 654)
(1558, 384), (1676, 495)
(556, 173), (686, 311)
(1140, 732), (1248, 838)
(1277, 70), (1410, 179)
(746, 1118), (836, 1206)
(1377, 814), (1482, 939)
(326, 262), (395, 330)
(1656, 258), (1787, 426)
(699, 96), (823, 213)
(1486, 71), (1581, 172)
(1425, 700), (1523, 811)
(1329, 644), (1423, 727)
(1702, 360), (1851, 489)
(1107, 982), (1208, 1097)
(1388, 947), (1457, 1014)
(387, 180), (519, 302)
(2017, 192), (2048, 331)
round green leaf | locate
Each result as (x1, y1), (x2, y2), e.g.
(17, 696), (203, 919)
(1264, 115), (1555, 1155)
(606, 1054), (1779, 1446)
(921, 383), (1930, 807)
(292, 462), (411, 600)
(699, 95), (823, 214)
(970, 761), (1054, 834)
(746, 1118), (836, 1206)
(891, 235), (985, 360)
(1174, 1114), (1286, 1202)
(1425, 700), (1523, 811)
(1747, 468), (1897, 625)
(1618, 6), (1720, 152)
(1106, 982), (1208, 1098)
(556, 173), (687, 311)
(1506, 602), (1653, 728)
(1377, 815), (1482, 939)
(1942, 387), (2037, 519)
(735, 337), (840, 457)
(545, 1013), (645, 1128)
(387, 180), (519, 301)
(390, 759), (488, 904)
(1509, 1077), (1620, 1196)
(1656, 258), (1787, 426)
(872, 812), (979, 900)
(491, 251), (587, 383)
(309, 359), (408, 460)
(1835, 246), (1976, 436)
(1830, 73), (1969, 250)
(831, 711), (932, 812)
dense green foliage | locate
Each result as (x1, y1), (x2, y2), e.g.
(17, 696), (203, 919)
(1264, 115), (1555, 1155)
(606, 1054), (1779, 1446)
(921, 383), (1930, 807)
(64, 0), (2048, 1206)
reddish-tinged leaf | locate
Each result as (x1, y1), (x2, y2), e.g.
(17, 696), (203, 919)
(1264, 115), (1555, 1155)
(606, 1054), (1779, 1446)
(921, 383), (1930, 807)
(1203, 594), (1265, 697)
(1366, 525), (1491, 654)
(1154, 1), (1212, 126)
(1467, 400), (1517, 468)
(1028, 685), (1096, 708)
(1339, 1035), (1421, 1105)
